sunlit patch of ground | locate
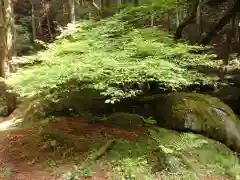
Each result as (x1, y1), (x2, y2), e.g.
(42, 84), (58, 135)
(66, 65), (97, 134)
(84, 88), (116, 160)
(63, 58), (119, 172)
(0, 118), (22, 131)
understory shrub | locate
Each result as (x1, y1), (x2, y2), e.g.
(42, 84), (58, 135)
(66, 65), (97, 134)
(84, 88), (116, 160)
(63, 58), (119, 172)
(7, 5), (220, 102)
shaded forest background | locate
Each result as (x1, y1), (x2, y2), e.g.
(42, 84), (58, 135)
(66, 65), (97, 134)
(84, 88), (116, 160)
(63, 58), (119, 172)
(12, 0), (240, 58)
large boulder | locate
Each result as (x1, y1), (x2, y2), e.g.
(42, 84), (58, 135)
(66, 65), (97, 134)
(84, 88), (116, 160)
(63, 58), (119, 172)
(146, 127), (240, 178)
(0, 78), (17, 116)
(153, 92), (240, 153)
(108, 127), (240, 178)
(104, 112), (144, 130)
(17, 87), (110, 125)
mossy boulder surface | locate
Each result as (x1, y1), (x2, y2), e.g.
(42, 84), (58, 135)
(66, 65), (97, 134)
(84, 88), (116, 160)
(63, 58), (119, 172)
(106, 127), (240, 179)
(0, 78), (17, 116)
(19, 85), (110, 124)
(104, 112), (144, 130)
(154, 92), (240, 153)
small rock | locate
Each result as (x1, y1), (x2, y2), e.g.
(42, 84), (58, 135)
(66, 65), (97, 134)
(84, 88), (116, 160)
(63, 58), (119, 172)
(104, 112), (144, 131)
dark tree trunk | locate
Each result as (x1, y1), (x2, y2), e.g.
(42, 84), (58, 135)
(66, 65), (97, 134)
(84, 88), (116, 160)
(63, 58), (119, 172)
(133, 0), (138, 6)
(200, 1), (240, 45)
(174, 0), (199, 40)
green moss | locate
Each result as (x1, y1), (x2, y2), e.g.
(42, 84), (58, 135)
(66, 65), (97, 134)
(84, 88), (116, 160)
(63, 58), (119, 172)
(148, 127), (240, 177)
(0, 79), (17, 116)
(156, 92), (240, 153)
(0, 96), (8, 116)
(170, 92), (238, 122)
(159, 92), (238, 129)
(104, 112), (144, 130)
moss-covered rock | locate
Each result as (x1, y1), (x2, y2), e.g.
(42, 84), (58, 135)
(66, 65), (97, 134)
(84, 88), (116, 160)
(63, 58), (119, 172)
(16, 86), (110, 125)
(104, 112), (144, 130)
(0, 78), (17, 116)
(107, 127), (240, 179)
(154, 92), (240, 153)
(147, 127), (240, 178)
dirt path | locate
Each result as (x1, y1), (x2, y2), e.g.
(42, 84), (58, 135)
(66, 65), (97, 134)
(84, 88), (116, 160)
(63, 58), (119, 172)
(0, 127), (68, 180)
(0, 117), (142, 180)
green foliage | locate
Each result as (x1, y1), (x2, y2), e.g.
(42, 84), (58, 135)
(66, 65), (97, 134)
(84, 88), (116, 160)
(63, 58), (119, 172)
(8, 6), (219, 100)
(61, 127), (240, 179)
(143, 117), (157, 124)
(15, 16), (36, 55)
(0, 167), (12, 179)
(149, 127), (240, 177)
(63, 165), (92, 180)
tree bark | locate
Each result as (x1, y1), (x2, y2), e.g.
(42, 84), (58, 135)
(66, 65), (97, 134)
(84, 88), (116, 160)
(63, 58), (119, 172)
(196, 0), (203, 35)
(176, 0), (180, 28)
(200, 1), (240, 45)
(30, 0), (37, 41)
(133, 0), (138, 6)
(0, 0), (14, 77)
(46, 15), (53, 41)
(237, 12), (240, 42)
(225, 12), (236, 65)
(85, 0), (103, 19)
(68, 0), (75, 24)
(174, 0), (199, 40)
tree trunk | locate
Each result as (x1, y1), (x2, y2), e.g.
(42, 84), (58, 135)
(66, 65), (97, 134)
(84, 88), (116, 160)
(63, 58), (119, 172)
(167, 10), (171, 32)
(151, 13), (155, 27)
(236, 12), (240, 42)
(196, 0), (203, 39)
(105, 0), (110, 8)
(68, 0), (75, 24)
(85, 0), (103, 20)
(30, 1), (37, 41)
(0, 0), (14, 77)
(133, 0), (138, 6)
(117, 0), (122, 6)
(200, 1), (240, 45)
(225, 12), (236, 65)
(100, 0), (104, 9)
(176, 1), (180, 28)
(46, 15), (53, 41)
(174, 0), (199, 40)
(0, 0), (6, 77)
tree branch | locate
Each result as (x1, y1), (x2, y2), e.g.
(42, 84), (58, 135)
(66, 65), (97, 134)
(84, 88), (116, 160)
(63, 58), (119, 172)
(200, 1), (240, 45)
(174, 0), (199, 40)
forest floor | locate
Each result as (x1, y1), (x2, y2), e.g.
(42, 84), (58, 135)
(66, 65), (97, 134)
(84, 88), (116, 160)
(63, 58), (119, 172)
(0, 117), (144, 180)
(0, 116), (238, 180)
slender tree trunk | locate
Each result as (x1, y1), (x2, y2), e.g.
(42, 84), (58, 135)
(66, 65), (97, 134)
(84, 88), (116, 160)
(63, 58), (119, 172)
(46, 15), (53, 41)
(151, 13), (155, 27)
(0, 0), (14, 77)
(117, 0), (122, 6)
(167, 10), (171, 32)
(85, 0), (103, 20)
(30, 1), (37, 41)
(38, 19), (43, 35)
(237, 12), (240, 42)
(99, 0), (104, 10)
(196, 0), (203, 39)
(68, 0), (75, 24)
(105, 0), (110, 8)
(133, 0), (138, 6)
(176, 1), (180, 28)
(174, 0), (199, 40)
(0, 0), (7, 77)
(200, 1), (240, 45)
(225, 12), (236, 65)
